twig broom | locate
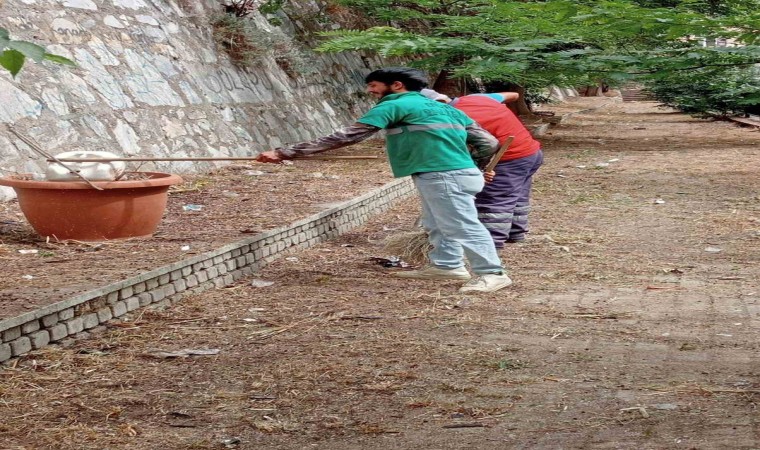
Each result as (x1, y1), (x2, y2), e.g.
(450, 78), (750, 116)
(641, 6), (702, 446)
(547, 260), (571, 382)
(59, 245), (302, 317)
(382, 137), (514, 265)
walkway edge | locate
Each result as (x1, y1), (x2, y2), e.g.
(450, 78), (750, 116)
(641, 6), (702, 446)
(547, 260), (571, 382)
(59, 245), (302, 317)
(0, 178), (416, 363)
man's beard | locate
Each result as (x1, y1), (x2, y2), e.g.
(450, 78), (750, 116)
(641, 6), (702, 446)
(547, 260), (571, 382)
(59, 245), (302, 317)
(378, 86), (394, 98)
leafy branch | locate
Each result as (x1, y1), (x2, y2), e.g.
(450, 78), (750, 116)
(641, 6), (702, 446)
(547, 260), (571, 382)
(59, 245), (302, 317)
(315, 0), (760, 115)
(0, 27), (74, 78)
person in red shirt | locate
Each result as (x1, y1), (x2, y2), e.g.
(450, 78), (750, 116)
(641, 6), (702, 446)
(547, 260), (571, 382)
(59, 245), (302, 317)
(421, 89), (544, 248)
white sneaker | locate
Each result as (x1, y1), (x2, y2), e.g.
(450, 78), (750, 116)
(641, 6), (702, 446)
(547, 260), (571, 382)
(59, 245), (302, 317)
(394, 265), (471, 280)
(459, 273), (512, 293)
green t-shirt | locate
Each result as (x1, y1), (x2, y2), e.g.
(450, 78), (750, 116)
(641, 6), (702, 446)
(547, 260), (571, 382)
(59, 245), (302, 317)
(357, 92), (478, 178)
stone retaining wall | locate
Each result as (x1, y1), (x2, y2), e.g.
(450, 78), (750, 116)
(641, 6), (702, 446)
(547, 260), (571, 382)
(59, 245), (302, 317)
(0, 177), (415, 363)
(0, 0), (380, 201)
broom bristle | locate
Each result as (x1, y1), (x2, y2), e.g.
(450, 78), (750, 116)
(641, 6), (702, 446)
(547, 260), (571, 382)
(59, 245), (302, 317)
(382, 230), (431, 265)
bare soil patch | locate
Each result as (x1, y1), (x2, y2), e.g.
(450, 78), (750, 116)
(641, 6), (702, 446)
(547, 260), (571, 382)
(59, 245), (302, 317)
(1, 98), (759, 449)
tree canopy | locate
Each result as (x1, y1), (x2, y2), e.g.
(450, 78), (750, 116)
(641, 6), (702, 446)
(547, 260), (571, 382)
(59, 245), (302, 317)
(316, 0), (760, 115)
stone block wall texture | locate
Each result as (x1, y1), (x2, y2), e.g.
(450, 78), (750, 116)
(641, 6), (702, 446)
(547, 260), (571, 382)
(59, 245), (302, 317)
(0, 177), (415, 363)
(0, 0), (380, 200)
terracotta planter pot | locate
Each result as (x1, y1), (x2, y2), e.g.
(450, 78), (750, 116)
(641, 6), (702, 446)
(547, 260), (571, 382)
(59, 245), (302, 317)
(0, 172), (183, 241)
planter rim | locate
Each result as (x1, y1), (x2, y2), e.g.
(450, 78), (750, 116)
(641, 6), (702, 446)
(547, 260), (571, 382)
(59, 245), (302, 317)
(0, 172), (183, 190)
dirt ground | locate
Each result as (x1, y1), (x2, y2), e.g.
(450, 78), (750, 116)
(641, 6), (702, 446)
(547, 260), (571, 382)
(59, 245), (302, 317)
(0, 140), (392, 320)
(1, 97), (759, 449)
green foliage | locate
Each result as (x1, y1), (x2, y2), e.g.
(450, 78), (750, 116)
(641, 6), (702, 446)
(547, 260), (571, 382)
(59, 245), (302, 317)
(211, 14), (313, 77)
(315, 0), (760, 115)
(0, 26), (74, 77)
(645, 65), (760, 117)
(259, 0), (286, 26)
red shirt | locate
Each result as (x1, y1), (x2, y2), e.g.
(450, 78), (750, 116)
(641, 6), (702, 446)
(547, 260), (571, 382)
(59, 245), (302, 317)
(452, 95), (541, 161)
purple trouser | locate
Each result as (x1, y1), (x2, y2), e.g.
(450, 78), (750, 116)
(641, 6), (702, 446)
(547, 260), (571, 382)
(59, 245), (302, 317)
(475, 149), (544, 248)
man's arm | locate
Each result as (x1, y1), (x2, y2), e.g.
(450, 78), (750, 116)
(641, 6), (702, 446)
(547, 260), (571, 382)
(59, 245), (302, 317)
(496, 92), (520, 104)
(465, 122), (499, 170)
(258, 123), (380, 162)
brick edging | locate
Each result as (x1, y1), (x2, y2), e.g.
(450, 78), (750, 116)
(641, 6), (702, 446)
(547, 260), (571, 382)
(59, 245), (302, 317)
(0, 177), (415, 363)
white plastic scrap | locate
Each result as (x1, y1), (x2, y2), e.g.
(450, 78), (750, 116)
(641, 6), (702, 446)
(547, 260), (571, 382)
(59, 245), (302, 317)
(145, 348), (220, 358)
(250, 279), (274, 288)
(652, 403), (678, 410)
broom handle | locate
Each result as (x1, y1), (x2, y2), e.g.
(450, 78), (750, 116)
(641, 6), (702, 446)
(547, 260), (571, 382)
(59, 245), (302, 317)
(49, 155), (379, 162)
(484, 136), (515, 173)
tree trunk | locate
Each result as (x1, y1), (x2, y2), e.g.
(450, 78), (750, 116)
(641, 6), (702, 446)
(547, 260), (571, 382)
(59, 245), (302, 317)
(431, 69), (466, 98)
(484, 81), (533, 117)
(430, 72), (533, 118)
(509, 85), (533, 117)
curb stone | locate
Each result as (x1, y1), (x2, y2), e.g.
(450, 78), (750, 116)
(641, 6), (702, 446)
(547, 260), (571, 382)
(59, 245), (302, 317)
(725, 116), (760, 129)
(0, 177), (415, 363)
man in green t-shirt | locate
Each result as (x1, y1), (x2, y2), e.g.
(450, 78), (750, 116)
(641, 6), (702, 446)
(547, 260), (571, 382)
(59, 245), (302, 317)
(256, 67), (512, 293)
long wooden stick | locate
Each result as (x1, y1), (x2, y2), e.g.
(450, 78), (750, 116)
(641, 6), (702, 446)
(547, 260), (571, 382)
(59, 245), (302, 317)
(484, 136), (515, 172)
(49, 155), (380, 162)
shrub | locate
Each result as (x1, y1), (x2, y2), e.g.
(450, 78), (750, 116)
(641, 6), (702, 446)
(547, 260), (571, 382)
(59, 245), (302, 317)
(645, 66), (760, 118)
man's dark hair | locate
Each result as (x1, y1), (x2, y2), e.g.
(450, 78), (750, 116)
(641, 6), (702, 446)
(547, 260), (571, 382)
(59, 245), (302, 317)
(365, 67), (429, 92)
